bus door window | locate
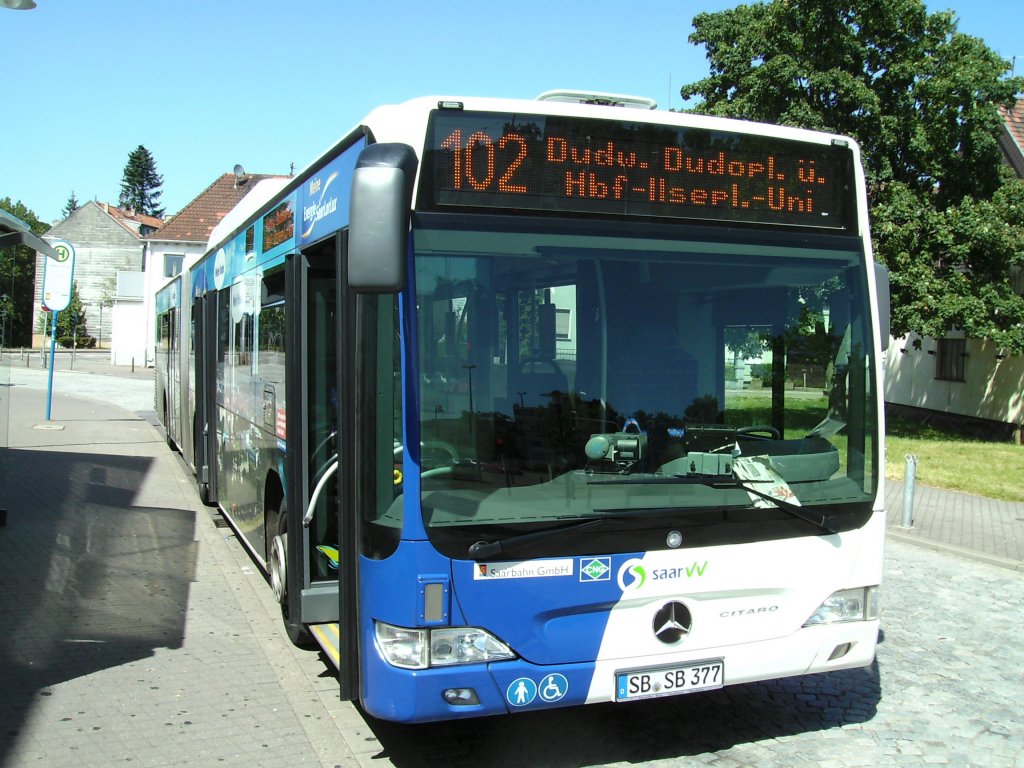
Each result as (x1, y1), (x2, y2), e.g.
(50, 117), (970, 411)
(257, 269), (286, 444)
(303, 244), (339, 582)
(213, 273), (264, 523)
(215, 289), (231, 490)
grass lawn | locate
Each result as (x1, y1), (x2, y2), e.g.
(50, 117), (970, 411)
(885, 415), (1024, 502)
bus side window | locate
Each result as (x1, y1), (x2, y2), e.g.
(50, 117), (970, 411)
(217, 290), (230, 364)
(235, 313), (253, 368)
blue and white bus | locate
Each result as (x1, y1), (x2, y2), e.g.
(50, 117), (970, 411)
(156, 91), (889, 723)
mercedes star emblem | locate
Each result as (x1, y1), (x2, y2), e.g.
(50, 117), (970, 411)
(653, 601), (693, 644)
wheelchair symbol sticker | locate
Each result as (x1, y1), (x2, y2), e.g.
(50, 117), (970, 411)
(538, 673), (568, 703)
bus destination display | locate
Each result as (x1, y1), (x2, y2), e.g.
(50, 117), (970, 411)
(422, 111), (854, 230)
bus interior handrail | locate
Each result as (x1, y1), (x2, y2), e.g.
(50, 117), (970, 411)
(303, 456), (339, 528)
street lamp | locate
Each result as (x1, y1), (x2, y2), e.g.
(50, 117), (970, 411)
(0, 1), (38, 9)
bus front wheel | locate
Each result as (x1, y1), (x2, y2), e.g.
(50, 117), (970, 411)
(269, 500), (312, 647)
(269, 526), (287, 605)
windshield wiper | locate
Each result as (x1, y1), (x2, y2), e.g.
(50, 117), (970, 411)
(588, 473), (838, 534)
(468, 504), (738, 560)
(711, 478), (838, 533)
(468, 519), (605, 560)
(470, 474), (838, 559)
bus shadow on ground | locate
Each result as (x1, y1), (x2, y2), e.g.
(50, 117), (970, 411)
(364, 662), (881, 767)
(0, 448), (197, 766)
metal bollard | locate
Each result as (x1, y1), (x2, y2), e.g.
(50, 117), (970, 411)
(901, 454), (918, 528)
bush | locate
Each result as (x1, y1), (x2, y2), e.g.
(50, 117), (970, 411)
(57, 335), (97, 349)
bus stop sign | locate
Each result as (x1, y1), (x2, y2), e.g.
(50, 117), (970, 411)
(42, 239), (75, 312)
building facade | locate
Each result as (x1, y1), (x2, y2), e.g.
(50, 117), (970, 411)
(34, 202), (161, 350)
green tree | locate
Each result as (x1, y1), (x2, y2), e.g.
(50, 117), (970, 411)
(681, 0), (1024, 351)
(61, 191), (80, 219)
(53, 281), (95, 349)
(0, 197), (49, 347)
(119, 144), (165, 218)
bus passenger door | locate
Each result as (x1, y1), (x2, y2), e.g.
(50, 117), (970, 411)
(164, 305), (179, 444)
(193, 291), (218, 504)
(284, 240), (342, 647)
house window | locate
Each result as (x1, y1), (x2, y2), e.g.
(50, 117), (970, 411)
(164, 254), (184, 278)
(555, 308), (572, 340)
(935, 337), (966, 382)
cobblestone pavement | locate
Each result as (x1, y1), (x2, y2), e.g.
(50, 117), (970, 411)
(2, 355), (1022, 767)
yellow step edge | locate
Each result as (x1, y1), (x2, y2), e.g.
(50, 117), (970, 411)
(310, 622), (340, 669)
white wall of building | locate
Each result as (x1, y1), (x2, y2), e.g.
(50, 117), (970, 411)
(110, 271), (148, 366)
(111, 300), (147, 366)
(141, 239), (205, 367)
(884, 332), (1024, 428)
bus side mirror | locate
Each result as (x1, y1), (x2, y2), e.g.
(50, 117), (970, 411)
(348, 143), (418, 293)
(874, 262), (890, 351)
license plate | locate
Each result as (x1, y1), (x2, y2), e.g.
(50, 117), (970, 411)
(615, 659), (724, 702)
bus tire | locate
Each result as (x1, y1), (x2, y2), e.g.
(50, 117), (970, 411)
(162, 396), (175, 450)
(269, 517), (287, 605)
(269, 499), (313, 648)
(193, 415), (213, 504)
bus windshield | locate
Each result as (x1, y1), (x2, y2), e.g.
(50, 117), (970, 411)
(410, 217), (878, 558)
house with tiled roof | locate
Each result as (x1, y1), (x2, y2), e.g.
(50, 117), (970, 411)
(33, 201), (164, 349)
(883, 99), (1024, 442)
(138, 172), (286, 366)
(997, 101), (1024, 178)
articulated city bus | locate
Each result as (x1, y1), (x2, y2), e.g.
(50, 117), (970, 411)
(155, 91), (889, 723)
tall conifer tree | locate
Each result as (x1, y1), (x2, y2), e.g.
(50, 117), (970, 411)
(119, 145), (165, 218)
(61, 191), (80, 219)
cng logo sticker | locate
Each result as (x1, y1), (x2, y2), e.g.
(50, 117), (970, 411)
(580, 557), (611, 582)
(617, 559), (647, 591)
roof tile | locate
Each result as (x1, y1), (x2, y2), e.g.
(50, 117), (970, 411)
(148, 173), (287, 243)
(998, 101), (1024, 177)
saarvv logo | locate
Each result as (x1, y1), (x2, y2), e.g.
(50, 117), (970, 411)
(617, 559), (647, 591)
(617, 558), (710, 592)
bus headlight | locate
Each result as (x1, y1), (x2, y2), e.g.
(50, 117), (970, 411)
(375, 622), (428, 669)
(376, 622), (516, 669)
(429, 627), (515, 666)
(803, 587), (879, 626)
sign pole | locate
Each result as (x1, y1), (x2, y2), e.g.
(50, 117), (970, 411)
(45, 310), (59, 421)
(40, 239), (76, 420)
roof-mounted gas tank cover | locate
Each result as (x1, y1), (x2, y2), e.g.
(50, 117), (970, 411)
(536, 90), (658, 110)
(348, 142), (418, 293)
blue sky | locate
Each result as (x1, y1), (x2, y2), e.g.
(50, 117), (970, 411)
(2, 0), (1022, 225)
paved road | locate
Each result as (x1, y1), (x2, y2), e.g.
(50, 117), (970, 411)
(2, 354), (1022, 767)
